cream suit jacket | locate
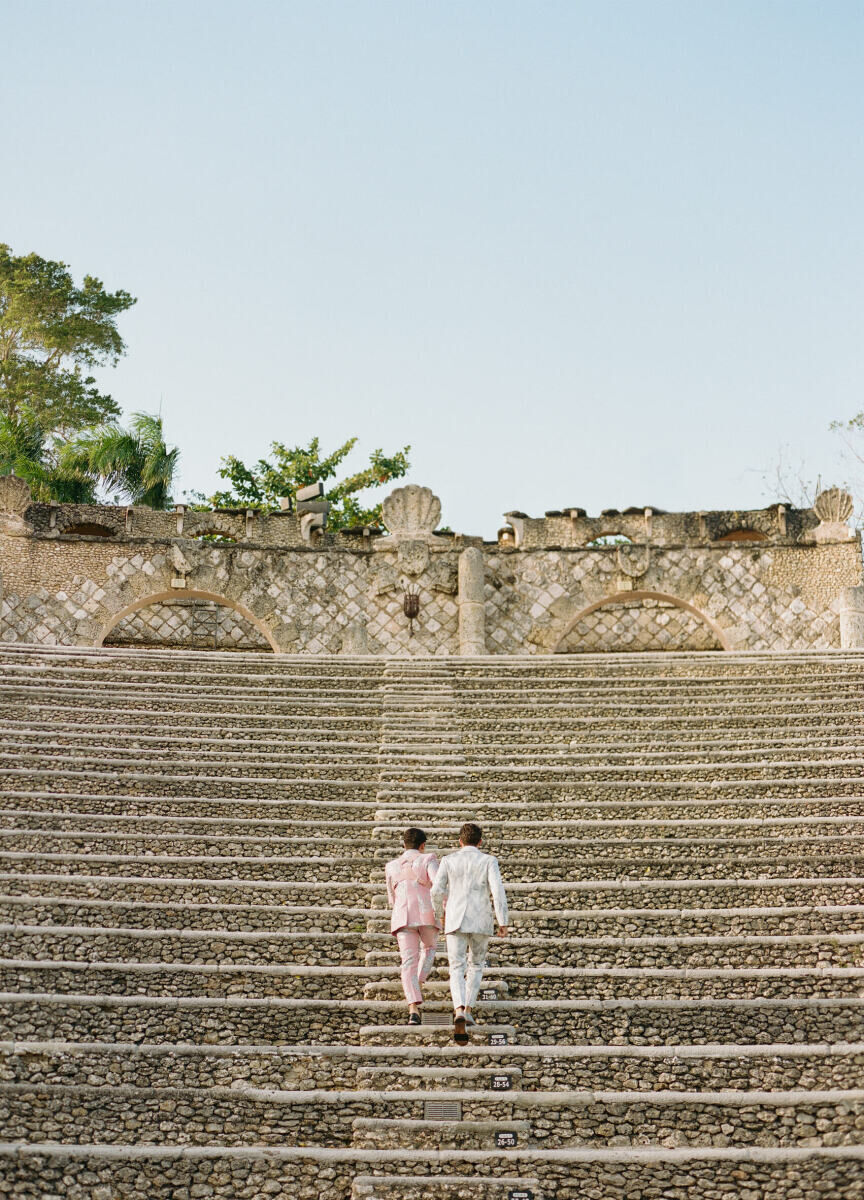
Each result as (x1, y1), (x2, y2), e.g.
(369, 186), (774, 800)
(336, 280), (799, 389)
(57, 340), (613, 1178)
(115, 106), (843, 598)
(430, 845), (508, 935)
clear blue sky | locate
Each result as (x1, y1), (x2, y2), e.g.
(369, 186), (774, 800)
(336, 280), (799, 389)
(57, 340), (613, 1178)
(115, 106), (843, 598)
(4, 1), (863, 535)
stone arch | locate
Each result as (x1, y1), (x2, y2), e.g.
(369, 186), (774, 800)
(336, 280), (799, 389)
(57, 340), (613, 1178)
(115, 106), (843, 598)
(95, 589), (279, 652)
(553, 589), (731, 653)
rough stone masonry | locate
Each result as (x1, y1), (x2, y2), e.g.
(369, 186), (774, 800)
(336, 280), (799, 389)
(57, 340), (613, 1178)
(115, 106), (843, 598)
(0, 475), (861, 656)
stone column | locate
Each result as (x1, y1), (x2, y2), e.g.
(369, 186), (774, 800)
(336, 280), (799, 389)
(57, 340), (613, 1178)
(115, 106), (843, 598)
(342, 619), (370, 655)
(458, 547), (486, 655)
(839, 586), (864, 649)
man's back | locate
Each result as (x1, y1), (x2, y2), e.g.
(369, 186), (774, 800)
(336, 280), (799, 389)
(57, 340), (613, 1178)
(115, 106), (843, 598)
(432, 845), (508, 934)
(384, 848), (438, 933)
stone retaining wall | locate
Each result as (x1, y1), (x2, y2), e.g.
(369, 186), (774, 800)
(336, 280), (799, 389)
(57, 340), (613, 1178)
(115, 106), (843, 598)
(3, 1086), (864, 1149)
(0, 1146), (862, 1200)
(5, 1043), (861, 1094)
(0, 479), (860, 654)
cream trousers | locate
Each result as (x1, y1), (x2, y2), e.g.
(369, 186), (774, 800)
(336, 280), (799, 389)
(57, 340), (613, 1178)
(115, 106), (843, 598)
(445, 931), (490, 1010)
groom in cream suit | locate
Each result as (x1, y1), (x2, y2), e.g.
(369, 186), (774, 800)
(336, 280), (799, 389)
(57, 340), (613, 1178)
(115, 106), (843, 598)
(431, 821), (508, 1045)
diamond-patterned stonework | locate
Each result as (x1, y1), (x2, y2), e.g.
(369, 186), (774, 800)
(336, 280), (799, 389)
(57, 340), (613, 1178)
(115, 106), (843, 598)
(483, 544), (854, 655)
(557, 596), (721, 653)
(105, 600), (270, 651)
(0, 492), (859, 654)
(0, 544), (463, 657)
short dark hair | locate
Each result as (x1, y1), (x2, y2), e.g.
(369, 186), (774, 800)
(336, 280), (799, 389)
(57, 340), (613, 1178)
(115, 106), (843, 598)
(459, 822), (482, 846)
(403, 827), (427, 850)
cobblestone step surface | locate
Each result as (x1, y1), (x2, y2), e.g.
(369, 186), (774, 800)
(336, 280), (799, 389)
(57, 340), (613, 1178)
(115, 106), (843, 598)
(3, 646), (864, 1198)
(9, 1038), (864, 1093)
(7, 922), (864, 972)
(5, 823), (863, 860)
(7, 848), (864, 885)
(8, 789), (864, 823)
(18, 892), (864, 939)
(4, 869), (862, 913)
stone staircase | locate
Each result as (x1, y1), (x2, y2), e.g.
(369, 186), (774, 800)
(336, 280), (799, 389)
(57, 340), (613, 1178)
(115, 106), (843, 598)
(0, 645), (863, 1198)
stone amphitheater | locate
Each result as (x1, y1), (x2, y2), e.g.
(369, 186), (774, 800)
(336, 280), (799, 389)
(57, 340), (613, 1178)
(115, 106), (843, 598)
(1, 480), (864, 1198)
(1, 645), (864, 1199)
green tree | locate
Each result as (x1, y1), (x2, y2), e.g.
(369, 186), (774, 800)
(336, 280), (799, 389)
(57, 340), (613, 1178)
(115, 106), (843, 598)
(200, 436), (411, 529)
(61, 411), (180, 509)
(0, 406), (46, 485)
(0, 407), (97, 503)
(0, 243), (136, 435)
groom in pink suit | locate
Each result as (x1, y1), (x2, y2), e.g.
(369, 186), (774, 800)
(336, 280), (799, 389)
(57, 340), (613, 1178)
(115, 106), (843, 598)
(385, 827), (440, 1024)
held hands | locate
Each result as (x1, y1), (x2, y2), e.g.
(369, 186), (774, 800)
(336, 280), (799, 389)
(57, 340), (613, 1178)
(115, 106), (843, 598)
(497, 925), (508, 938)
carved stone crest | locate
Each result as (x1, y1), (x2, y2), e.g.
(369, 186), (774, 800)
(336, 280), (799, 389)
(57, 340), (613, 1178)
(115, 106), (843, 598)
(617, 544), (651, 579)
(371, 561), (399, 595)
(170, 543), (193, 589)
(0, 475), (32, 516)
(430, 558), (458, 595)
(397, 539), (430, 577)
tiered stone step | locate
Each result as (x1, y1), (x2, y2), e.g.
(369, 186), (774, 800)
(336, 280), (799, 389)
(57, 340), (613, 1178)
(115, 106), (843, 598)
(11, 1038), (863, 1092)
(4, 1142), (864, 1199)
(2, 646), (864, 1197)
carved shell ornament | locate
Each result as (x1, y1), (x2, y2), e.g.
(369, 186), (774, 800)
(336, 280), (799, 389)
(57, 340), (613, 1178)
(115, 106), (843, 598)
(382, 485), (441, 538)
(813, 487), (854, 525)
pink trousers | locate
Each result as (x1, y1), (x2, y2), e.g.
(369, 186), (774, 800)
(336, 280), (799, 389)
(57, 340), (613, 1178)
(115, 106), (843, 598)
(395, 925), (437, 1004)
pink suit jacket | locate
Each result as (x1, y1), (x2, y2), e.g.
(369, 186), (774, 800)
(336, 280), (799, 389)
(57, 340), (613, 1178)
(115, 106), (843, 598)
(385, 849), (440, 935)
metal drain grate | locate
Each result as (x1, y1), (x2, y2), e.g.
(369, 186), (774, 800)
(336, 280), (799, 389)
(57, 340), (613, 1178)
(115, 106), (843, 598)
(424, 1099), (462, 1122)
(422, 1011), (452, 1025)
